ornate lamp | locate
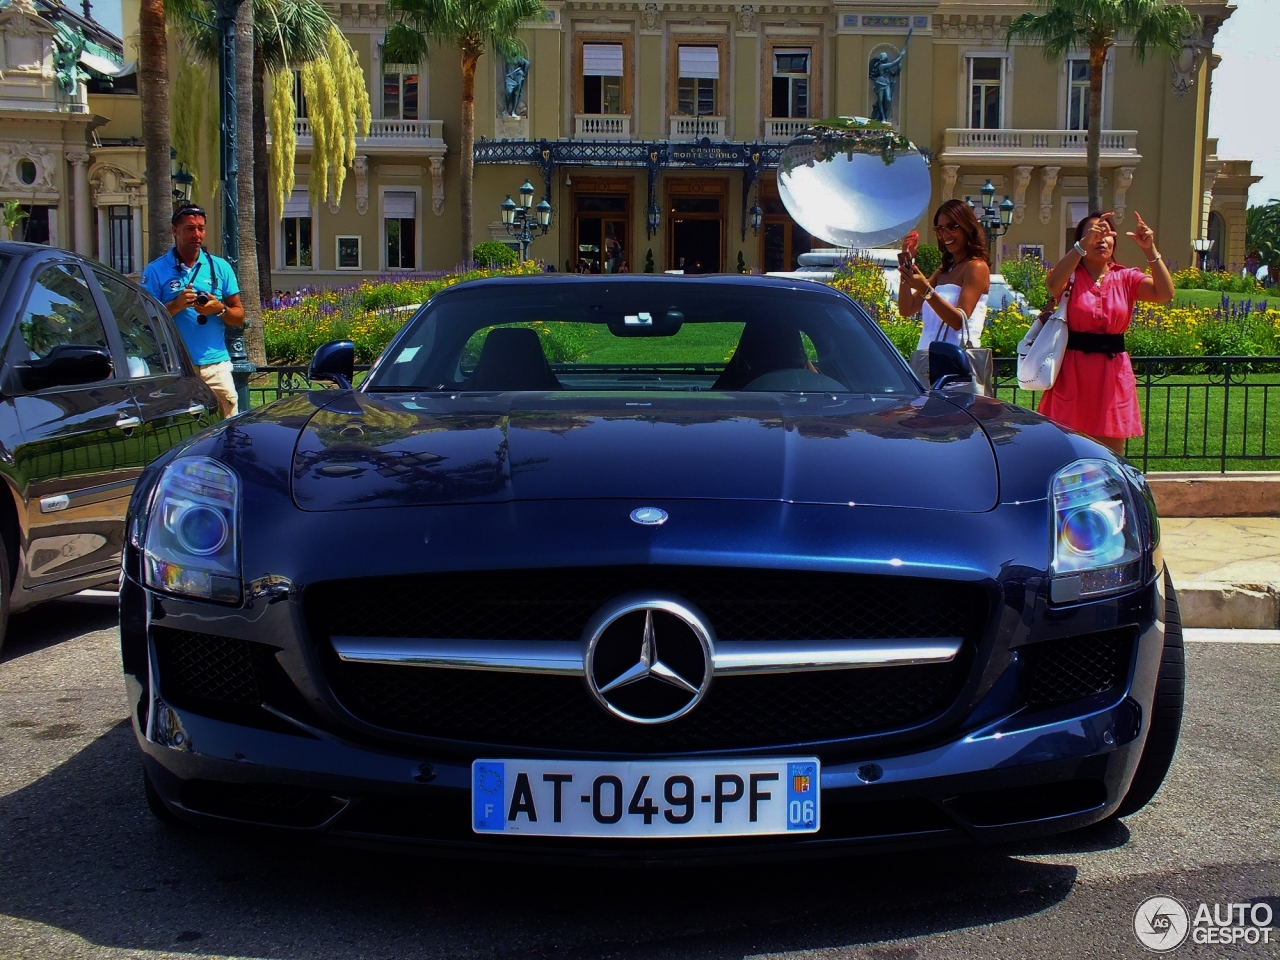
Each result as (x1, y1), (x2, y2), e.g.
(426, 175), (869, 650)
(499, 185), (551, 262)
(748, 202), (763, 235)
(1192, 237), (1215, 271)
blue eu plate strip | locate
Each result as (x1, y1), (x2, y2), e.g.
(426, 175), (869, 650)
(786, 761), (818, 831)
(473, 762), (506, 831)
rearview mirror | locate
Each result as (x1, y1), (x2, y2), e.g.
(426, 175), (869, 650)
(309, 340), (355, 389)
(927, 341), (973, 390)
(20, 344), (113, 391)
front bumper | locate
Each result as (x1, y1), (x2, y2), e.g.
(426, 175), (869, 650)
(126, 591), (1165, 862)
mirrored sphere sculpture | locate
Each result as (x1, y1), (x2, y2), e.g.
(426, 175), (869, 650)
(778, 117), (931, 250)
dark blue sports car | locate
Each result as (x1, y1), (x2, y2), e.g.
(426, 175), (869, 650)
(121, 275), (1181, 860)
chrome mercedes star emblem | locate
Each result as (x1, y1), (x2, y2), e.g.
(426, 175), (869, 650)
(630, 506), (668, 526)
(583, 595), (714, 724)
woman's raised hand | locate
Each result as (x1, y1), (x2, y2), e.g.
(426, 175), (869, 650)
(1084, 214), (1117, 246)
(1127, 211), (1156, 254)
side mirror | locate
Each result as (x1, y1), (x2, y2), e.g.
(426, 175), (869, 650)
(309, 340), (355, 389)
(928, 341), (973, 390)
(20, 344), (113, 391)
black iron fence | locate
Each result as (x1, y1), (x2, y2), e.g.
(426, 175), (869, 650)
(992, 356), (1280, 473)
(249, 356), (1280, 474)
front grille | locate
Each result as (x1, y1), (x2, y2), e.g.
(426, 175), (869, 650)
(307, 567), (986, 643)
(153, 627), (274, 708)
(311, 568), (986, 751)
(1019, 629), (1135, 707)
(327, 660), (965, 752)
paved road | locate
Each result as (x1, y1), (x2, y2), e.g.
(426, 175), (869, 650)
(0, 600), (1276, 960)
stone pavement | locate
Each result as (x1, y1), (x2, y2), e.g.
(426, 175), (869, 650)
(1163, 517), (1280, 628)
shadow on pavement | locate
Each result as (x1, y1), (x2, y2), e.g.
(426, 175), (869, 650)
(1, 600), (119, 665)
(0, 720), (1081, 959)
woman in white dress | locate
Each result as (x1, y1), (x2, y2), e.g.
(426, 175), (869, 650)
(897, 199), (991, 353)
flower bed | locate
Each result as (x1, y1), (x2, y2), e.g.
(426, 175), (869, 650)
(261, 262), (542, 363)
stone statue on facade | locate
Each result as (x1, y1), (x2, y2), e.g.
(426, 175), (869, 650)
(869, 27), (911, 123)
(502, 55), (530, 117)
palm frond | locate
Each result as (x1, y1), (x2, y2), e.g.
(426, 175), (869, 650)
(1006, 0), (1197, 62)
(383, 20), (430, 63)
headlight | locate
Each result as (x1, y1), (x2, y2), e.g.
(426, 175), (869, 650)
(143, 457), (240, 602)
(1050, 459), (1143, 602)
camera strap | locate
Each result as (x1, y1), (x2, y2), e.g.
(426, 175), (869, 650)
(202, 249), (220, 300)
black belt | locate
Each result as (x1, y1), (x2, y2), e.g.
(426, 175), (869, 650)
(1067, 331), (1127, 357)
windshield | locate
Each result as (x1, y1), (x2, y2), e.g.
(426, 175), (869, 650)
(364, 278), (917, 395)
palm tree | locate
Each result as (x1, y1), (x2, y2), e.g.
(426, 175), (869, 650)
(1007, 0), (1198, 212)
(384, 0), (545, 265)
(140, 0), (171, 260)
(254, 0), (332, 302)
(172, 0), (334, 361)
(235, 2), (265, 364)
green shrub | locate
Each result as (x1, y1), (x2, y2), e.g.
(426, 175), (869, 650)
(999, 255), (1050, 310)
(473, 241), (518, 269)
(644, 248), (655, 273)
(914, 243), (942, 277)
(1171, 266), (1265, 294)
(737, 250), (746, 273)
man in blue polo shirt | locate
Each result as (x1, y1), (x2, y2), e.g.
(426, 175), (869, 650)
(140, 205), (246, 417)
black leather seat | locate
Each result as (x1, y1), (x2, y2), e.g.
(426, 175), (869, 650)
(713, 320), (812, 390)
(466, 327), (561, 391)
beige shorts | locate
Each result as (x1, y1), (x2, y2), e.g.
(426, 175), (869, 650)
(198, 360), (238, 418)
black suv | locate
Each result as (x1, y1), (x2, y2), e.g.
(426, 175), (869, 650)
(0, 242), (217, 649)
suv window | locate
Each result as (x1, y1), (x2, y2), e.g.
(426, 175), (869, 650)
(19, 263), (111, 367)
(95, 270), (172, 377)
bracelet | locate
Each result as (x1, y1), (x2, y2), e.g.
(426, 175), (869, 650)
(922, 287), (936, 301)
(1146, 254), (1163, 263)
(1072, 241), (1087, 257)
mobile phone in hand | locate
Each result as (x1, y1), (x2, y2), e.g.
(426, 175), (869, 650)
(897, 251), (915, 272)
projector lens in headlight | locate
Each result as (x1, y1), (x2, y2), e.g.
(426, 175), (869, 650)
(1051, 460), (1142, 600)
(174, 503), (229, 555)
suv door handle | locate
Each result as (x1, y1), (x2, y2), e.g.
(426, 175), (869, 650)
(115, 415), (142, 430)
(187, 403), (207, 416)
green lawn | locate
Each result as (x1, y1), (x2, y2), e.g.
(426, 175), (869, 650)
(1170, 288), (1274, 309)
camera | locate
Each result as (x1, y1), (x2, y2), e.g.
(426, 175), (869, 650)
(194, 291), (211, 324)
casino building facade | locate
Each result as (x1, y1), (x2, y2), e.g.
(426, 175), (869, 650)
(0, 0), (1259, 284)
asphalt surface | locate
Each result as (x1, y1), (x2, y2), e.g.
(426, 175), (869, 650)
(0, 599), (1276, 960)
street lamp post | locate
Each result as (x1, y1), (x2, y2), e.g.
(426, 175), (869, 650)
(500, 179), (552, 262)
(1192, 237), (1215, 272)
(170, 147), (193, 208)
(966, 179), (1015, 263)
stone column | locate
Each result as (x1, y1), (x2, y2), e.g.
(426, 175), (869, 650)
(66, 149), (93, 256)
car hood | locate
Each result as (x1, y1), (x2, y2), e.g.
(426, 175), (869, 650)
(289, 391), (999, 512)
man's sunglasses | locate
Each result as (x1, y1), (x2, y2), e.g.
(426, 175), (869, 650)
(171, 205), (207, 225)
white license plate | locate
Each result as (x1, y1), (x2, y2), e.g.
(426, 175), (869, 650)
(472, 758), (820, 838)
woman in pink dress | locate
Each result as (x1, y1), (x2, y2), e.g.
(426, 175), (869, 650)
(1038, 210), (1175, 455)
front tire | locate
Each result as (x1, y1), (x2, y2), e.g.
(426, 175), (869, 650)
(0, 530), (11, 655)
(1114, 569), (1185, 817)
(143, 767), (183, 826)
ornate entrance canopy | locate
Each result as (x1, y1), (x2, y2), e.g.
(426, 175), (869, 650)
(474, 137), (785, 240)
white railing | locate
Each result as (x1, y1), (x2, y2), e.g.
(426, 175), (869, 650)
(294, 117), (444, 141)
(764, 118), (812, 141)
(574, 114), (631, 139)
(669, 115), (726, 139)
(945, 128), (1138, 153)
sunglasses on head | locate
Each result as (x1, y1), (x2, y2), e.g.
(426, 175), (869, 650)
(172, 205), (207, 225)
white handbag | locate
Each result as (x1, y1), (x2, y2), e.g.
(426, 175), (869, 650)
(1016, 280), (1073, 391)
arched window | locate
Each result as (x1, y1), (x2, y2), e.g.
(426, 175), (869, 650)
(1207, 211), (1226, 271)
